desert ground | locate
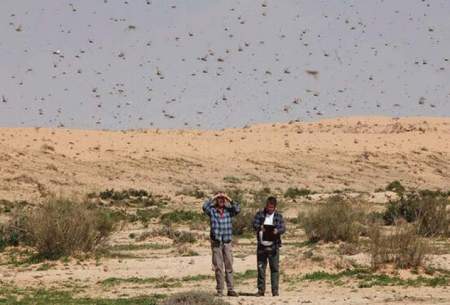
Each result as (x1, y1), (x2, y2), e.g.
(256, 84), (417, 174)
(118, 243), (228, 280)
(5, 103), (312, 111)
(1, 116), (450, 305)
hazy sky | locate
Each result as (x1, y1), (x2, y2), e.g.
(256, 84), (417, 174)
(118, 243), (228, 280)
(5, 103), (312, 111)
(1, 0), (449, 130)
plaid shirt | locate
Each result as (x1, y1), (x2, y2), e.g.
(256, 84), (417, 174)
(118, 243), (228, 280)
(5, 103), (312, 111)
(253, 210), (286, 248)
(203, 199), (240, 242)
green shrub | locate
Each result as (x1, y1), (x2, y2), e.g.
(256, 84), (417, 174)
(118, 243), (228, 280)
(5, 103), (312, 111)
(301, 196), (362, 243)
(16, 197), (116, 259)
(383, 192), (449, 236)
(160, 210), (206, 226)
(163, 291), (230, 305)
(385, 180), (406, 194)
(284, 187), (313, 199)
(370, 224), (428, 269)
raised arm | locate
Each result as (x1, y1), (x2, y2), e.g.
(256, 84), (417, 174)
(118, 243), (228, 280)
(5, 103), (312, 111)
(202, 199), (214, 217)
(226, 200), (241, 217)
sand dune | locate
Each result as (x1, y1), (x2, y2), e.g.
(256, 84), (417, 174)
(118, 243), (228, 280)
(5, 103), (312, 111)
(0, 116), (449, 202)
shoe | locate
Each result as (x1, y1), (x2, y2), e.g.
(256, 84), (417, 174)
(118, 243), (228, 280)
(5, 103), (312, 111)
(216, 291), (223, 297)
(227, 291), (239, 297)
(272, 292), (279, 297)
(256, 291), (265, 297)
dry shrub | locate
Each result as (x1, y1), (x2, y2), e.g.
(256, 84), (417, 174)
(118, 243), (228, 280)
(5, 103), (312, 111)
(18, 197), (115, 259)
(370, 224), (428, 269)
(232, 210), (255, 236)
(163, 291), (230, 305)
(301, 196), (362, 243)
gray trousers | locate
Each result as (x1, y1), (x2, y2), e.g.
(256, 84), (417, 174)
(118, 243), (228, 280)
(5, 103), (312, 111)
(211, 241), (234, 293)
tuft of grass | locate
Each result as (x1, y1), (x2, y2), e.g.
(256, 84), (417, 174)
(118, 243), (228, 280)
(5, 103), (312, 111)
(284, 187), (313, 199)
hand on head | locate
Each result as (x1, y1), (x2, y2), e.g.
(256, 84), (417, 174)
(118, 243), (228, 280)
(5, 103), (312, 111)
(213, 192), (231, 208)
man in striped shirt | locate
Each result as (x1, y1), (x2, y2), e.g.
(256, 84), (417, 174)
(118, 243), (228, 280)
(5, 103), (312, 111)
(203, 192), (241, 297)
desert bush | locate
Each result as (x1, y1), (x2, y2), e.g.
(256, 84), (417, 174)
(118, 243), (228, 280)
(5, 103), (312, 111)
(163, 291), (230, 305)
(284, 187), (313, 199)
(370, 224), (428, 269)
(385, 180), (406, 194)
(300, 196), (363, 243)
(232, 210), (255, 236)
(383, 192), (449, 236)
(16, 197), (116, 259)
(161, 210), (206, 226)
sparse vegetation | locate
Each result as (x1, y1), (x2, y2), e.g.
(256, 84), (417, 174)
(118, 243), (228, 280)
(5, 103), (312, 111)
(300, 196), (363, 243)
(175, 187), (206, 199)
(298, 268), (449, 288)
(223, 176), (242, 184)
(92, 188), (169, 208)
(163, 291), (231, 305)
(0, 284), (163, 305)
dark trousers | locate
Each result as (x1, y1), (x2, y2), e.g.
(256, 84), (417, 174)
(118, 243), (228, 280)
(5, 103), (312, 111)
(257, 246), (280, 295)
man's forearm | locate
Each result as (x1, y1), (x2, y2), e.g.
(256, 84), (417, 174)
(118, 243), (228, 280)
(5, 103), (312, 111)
(202, 199), (213, 215)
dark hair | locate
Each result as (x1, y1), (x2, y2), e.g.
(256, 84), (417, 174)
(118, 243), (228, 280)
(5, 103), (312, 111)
(266, 196), (277, 206)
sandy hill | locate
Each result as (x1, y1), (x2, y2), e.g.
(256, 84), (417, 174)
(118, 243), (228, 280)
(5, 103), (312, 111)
(0, 116), (449, 202)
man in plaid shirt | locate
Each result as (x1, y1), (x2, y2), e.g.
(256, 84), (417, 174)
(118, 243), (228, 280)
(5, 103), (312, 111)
(203, 192), (240, 296)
